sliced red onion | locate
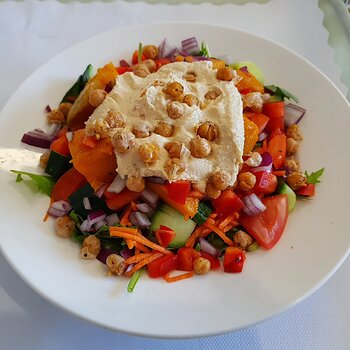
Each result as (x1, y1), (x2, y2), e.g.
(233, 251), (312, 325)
(83, 197), (92, 210)
(285, 103), (306, 128)
(217, 54), (233, 65)
(146, 176), (167, 184)
(105, 213), (120, 226)
(130, 211), (151, 229)
(242, 194), (267, 216)
(158, 38), (177, 59)
(258, 132), (269, 142)
(48, 123), (61, 136)
(21, 129), (54, 149)
(141, 188), (159, 208)
(119, 59), (130, 67)
(239, 66), (249, 73)
(125, 263), (135, 274)
(96, 247), (117, 264)
(136, 203), (153, 214)
(66, 131), (74, 142)
(120, 247), (133, 259)
(80, 219), (92, 232)
(45, 105), (52, 113)
(251, 152), (273, 173)
(51, 200), (72, 213)
(94, 184), (106, 198)
(94, 219), (108, 231)
(199, 237), (220, 257)
(192, 56), (210, 61)
(87, 210), (106, 225)
(48, 206), (66, 217)
(176, 49), (191, 57)
(181, 37), (199, 54)
(108, 174), (126, 194)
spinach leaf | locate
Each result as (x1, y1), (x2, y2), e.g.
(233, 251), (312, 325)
(305, 167), (325, 184)
(265, 84), (299, 103)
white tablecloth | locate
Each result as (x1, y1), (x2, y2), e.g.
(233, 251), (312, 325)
(1, 1), (349, 349)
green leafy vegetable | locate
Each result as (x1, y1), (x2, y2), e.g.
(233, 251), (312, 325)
(193, 201), (212, 226)
(138, 42), (143, 64)
(305, 167), (325, 184)
(265, 84), (299, 103)
(11, 170), (55, 196)
(45, 150), (72, 181)
(198, 41), (211, 58)
(127, 267), (145, 293)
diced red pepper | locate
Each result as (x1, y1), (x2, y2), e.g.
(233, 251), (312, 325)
(147, 254), (178, 278)
(268, 134), (287, 169)
(211, 190), (244, 218)
(177, 247), (201, 271)
(200, 251), (220, 270)
(166, 181), (191, 205)
(154, 58), (172, 70)
(263, 101), (285, 119)
(223, 247), (246, 273)
(50, 134), (70, 157)
(296, 183), (315, 197)
(116, 66), (133, 75)
(244, 111), (270, 134)
(254, 171), (278, 194)
(105, 188), (141, 211)
(155, 226), (176, 247)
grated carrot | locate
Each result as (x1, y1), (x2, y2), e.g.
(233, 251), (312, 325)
(130, 201), (138, 211)
(43, 197), (54, 222)
(124, 252), (163, 277)
(163, 271), (194, 283)
(134, 248), (140, 255)
(126, 239), (134, 250)
(125, 253), (154, 265)
(111, 227), (139, 234)
(272, 170), (286, 177)
(204, 222), (234, 246)
(185, 226), (205, 248)
(120, 205), (134, 226)
(134, 242), (151, 253)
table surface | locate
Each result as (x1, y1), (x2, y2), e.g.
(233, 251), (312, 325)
(0, 1), (349, 349)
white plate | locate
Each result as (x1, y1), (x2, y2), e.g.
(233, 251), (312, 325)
(0, 23), (349, 338)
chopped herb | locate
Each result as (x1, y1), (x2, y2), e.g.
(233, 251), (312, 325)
(198, 41), (211, 58)
(265, 84), (299, 103)
(194, 242), (201, 251)
(11, 170), (55, 196)
(69, 210), (83, 226)
(138, 42), (143, 64)
(127, 267), (145, 293)
(305, 167), (325, 184)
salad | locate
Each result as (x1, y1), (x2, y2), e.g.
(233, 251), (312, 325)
(12, 37), (324, 293)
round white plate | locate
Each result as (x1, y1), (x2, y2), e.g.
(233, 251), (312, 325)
(0, 23), (349, 338)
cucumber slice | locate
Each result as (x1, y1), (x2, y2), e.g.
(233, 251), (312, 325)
(193, 201), (212, 225)
(150, 203), (196, 248)
(279, 183), (296, 212)
(231, 61), (264, 84)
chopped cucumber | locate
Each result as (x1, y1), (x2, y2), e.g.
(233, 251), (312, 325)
(193, 201), (212, 225)
(45, 150), (72, 181)
(279, 183), (296, 212)
(231, 61), (264, 84)
(150, 203), (196, 248)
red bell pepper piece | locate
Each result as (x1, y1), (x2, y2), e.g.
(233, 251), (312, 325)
(132, 50), (145, 65)
(167, 181), (191, 205)
(211, 190), (244, 217)
(268, 134), (287, 169)
(254, 171), (278, 194)
(263, 101), (285, 119)
(116, 66), (133, 75)
(223, 247), (246, 273)
(155, 225), (176, 247)
(177, 247), (201, 271)
(244, 112), (270, 134)
(105, 188), (141, 211)
(200, 251), (220, 270)
(147, 254), (178, 278)
(154, 58), (172, 70)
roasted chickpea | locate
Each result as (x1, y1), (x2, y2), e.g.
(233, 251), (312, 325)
(133, 64), (150, 78)
(80, 235), (101, 259)
(205, 181), (221, 199)
(212, 170), (231, 190)
(154, 121), (173, 137)
(138, 143), (159, 164)
(167, 101), (185, 119)
(85, 118), (109, 139)
(286, 137), (300, 155)
(233, 230), (253, 250)
(133, 121), (150, 138)
(165, 158), (186, 180)
(58, 102), (72, 117)
(205, 90), (220, 100)
(143, 59), (157, 73)
(245, 152), (262, 167)
(184, 71), (196, 82)
(286, 172), (307, 190)
(112, 129), (135, 153)
(193, 257), (211, 275)
(163, 82), (184, 99)
(105, 111), (124, 128)
(55, 216), (75, 238)
(200, 100), (211, 110)
(285, 157), (300, 172)
(142, 45), (158, 59)
(238, 172), (256, 191)
(190, 136), (211, 158)
(164, 141), (184, 159)
(286, 124), (303, 141)
(197, 122), (218, 141)
(39, 150), (51, 169)
(106, 254), (126, 275)
(47, 109), (65, 124)
(88, 89), (107, 107)
(216, 67), (233, 81)
(183, 94), (199, 107)
(126, 175), (145, 192)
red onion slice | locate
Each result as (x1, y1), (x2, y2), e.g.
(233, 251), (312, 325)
(285, 103), (306, 128)
(66, 131), (74, 142)
(48, 207), (66, 217)
(258, 132), (269, 142)
(87, 210), (106, 225)
(48, 123), (61, 136)
(83, 197), (92, 210)
(159, 38), (177, 58)
(125, 263), (135, 274)
(106, 213), (120, 226)
(108, 174), (126, 194)
(199, 237), (220, 257)
(94, 184), (106, 198)
(251, 152), (273, 173)
(120, 247), (133, 259)
(51, 200), (72, 213)
(141, 188), (159, 208)
(45, 105), (52, 113)
(217, 54), (233, 65)
(80, 219), (92, 232)
(21, 129), (54, 149)
(181, 37), (199, 54)
(94, 219), (108, 231)
(130, 211), (151, 229)
(119, 59), (130, 67)
(96, 247), (117, 264)
(242, 194), (267, 216)
(136, 203), (153, 214)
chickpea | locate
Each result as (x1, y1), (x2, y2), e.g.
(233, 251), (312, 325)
(133, 64), (150, 78)
(154, 121), (173, 137)
(165, 158), (186, 180)
(286, 124), (303, 141)
(183, 94), (199, 107)
(285, 157), (300, 172)
(55, 216), (75, 238)
(106, 254), (126, 275)
(197, 122), (218, 141)
(88, 89), (107, 107)
(184, 71), (196, 82)
(126, 175), (145, 192)
(112, 129), (135, 153)
(190, 136), (212, 158)
(200, 100), (211, 110)
(80, 235), (101, 259)
(286, 172), (307, 191)
(151, 80), (165, 87)
(286, 137), (300, 155)
(133, 121), (150, 138)
(163, 82), (184, 99)
(138, 143), (159, 164)
(143, 59), (157, 73)
(39, 150), (51, 169)
(58, 102), (72, 117)
(216, 67), (233, 81)
(85, 118), (109, 139)
(164, 141), (184, 159)
(245, 152), (262, 167)
(238, 172), (256, 191)
(167, 101), (185, 119)
(142, 45), (158, 59)
(193, 257), (211, 275)
(233, 230), (253, 250)
(105, 111), (124, 128)
(47, 109), (65, 124)
(205, 90), (220, 100)
(205, 181), (221, 199)
(212, 170), (231, 190)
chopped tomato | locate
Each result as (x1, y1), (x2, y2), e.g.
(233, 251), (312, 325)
(296, 183), (315, 197)
(254, 171), (278, 194)
(147, 254), (178, 278)
(154, 58), (172, 70)
(262, 101), (285, 119)
(105, 188), (141, 211)
(155, 226), (176, 247)
(200, 251), (220, 270)
(177, 247), (201, 271)
(50, 134), (70, 157)
(51, 167), (87, 202)
(116, 66), (133, 75)
(212, 189), (244, 218)
(239, 194), (288, 249)
(223, 247), (246, 273)
(132, 50), (145, 65)
(265, 117), (285, 133)
(244, 111), (269, 133)
(167, 181), (191, 205)
(268, 128), (283, 140)
(268, 134), (287, 169)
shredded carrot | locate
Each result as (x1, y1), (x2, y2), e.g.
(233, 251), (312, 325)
(43, 197), (54, 222)
(209, 213), (218, 219)
(120, 206), (134, 226)
(185, 226), (205, 248)
(134, 248), (140, 255)
(188, 190), (205, 199)
(124, 252), (163, 277)
(163, 271), (194, 283)
(262, 139), (268, 151)
(125, 252), (154, 265)
(201, 228), (213, 239)
(134, 241), (151, 253)
(130, 201), (138, 211)
(217, 215), (234, 230)
(110, 229), (172, 255)
(204, 222), (234, 246)
(223, 223), (237, 233)
(272, 170), (286, 177)
(112, 227), (139, 234)
(126, 239), (134, 250)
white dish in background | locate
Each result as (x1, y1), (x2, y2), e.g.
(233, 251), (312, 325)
(0, 23), (349, 338)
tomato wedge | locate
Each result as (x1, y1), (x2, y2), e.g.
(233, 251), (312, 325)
(212, 189), (244, 217)
(296, 183), (315, 197)
(147, 254), (178, 278)
(177, 247), (201, 271)
(239, 194), (288, 249)
(254, 171), (278, 194)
